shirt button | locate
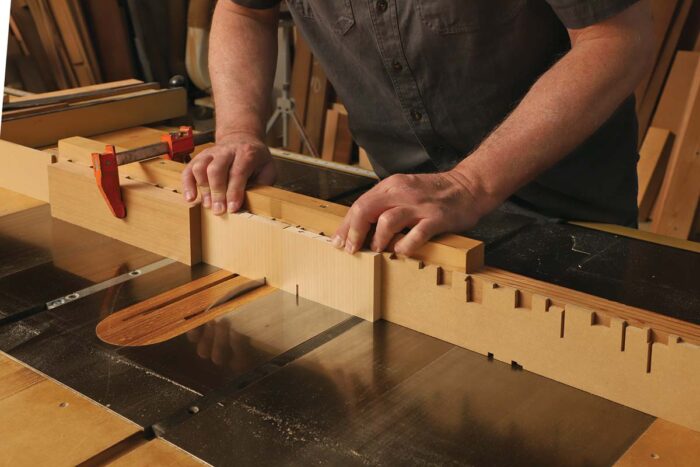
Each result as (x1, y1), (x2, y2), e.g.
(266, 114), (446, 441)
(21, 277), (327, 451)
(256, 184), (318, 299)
(392, 60), (403, 72)
(410, 109), (422, 121)
(376, 0), (388, 13)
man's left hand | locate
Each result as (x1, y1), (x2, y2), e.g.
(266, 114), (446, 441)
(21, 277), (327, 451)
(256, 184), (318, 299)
(332, 169), (488, 256)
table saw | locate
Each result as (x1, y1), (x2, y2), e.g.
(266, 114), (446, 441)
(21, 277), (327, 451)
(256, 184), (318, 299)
(1, 125), (699, 466)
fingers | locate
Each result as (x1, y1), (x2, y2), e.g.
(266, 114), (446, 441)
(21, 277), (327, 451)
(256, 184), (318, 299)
(226, 148), (257, 213)
(334, 192), (389, 254)
(394, 219), (442, 256)
(181, 163), (198, 202)
(370, 207), (416, 252)
(207, 158), (233, 215)
(181, 141), (272, 215)
(190, 154), (213, 208)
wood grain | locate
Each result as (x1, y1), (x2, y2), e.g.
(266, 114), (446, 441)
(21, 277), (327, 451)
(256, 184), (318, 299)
(0, 139), (57, 201)
(1, 88), (187, 148)
(202, 211), (381, 321)
(48, 160), (201, 265)
(637, 127), (673, 221)
(637, 0), (693, 142)
(0, 353), (140, 466)
(0, 187), (45, 218)
(288, 35), (313, 153)
(97, 274), (275, 346)
(651, 59), (700, 238)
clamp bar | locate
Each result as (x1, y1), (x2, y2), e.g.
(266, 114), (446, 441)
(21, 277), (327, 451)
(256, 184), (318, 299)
(115, 129), (215, 165)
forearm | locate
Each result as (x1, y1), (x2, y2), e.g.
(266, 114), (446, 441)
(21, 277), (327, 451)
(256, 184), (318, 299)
(453, 7), (653, 213)
(209, 1), (279, 141)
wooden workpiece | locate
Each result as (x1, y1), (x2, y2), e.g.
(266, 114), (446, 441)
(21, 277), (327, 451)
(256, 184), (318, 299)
(1, 87), (187, 148)
(0, 139), (56, 201)
(47, 160), (201, 265)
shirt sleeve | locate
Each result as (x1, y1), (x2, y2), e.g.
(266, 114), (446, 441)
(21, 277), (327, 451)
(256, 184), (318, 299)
(230, 0), (281, 9)
(546, 0), (641, 29)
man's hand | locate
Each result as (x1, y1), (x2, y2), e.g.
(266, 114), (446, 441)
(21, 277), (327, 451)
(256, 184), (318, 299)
(181, 132), (276, 215)
(332, 169), (489, 256)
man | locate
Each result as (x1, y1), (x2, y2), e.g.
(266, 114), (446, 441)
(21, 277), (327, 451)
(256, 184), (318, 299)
(182, 0), (653, 256)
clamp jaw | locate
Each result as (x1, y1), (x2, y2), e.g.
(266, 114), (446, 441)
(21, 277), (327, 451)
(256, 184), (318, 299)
(91, 126), (199, 219)
(161, 126), (195, 163)
(91, 146), (126, 218)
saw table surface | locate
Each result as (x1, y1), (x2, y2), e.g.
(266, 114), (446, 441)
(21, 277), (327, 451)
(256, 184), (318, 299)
(1, 157), (699, 465)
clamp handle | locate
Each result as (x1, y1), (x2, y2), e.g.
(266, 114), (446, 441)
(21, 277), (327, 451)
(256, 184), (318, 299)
(91, 145), (126, 218)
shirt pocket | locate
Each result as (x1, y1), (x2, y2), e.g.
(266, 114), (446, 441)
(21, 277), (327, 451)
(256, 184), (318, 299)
(286, 0), (356, 36)
(415, 0), (525, 34)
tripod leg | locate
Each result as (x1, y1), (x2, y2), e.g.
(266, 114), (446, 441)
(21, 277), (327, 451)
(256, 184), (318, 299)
(266, 108), (282, 134)
(290, 108), (320, 158)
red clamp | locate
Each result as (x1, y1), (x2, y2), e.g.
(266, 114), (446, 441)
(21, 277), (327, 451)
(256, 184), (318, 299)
(91, 145), (126, 219)
(161, 126), (195, 163)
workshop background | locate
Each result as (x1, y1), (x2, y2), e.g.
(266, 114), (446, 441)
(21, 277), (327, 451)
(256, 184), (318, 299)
(3, 0), (700, 242)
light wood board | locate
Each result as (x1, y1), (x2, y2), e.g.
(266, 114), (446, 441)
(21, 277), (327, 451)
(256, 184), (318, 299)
(0, 186), (45, 217)
(380, 257), (700, 432)
(651, 62), (700, 238)
(1, 88), (187, 148)
(0, 139), (56, 201)
(614, 419), (700, 466)
(637, 127), (673, 221)
(0, 353), (140, 466)
(202, 210), (382, 321)
(48, 161), (201, 265)
(97, 272), (276, 346)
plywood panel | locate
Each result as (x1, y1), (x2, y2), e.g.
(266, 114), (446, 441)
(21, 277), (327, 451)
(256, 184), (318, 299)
(614, 419), (700, 466)
(0, 353), (140, 466)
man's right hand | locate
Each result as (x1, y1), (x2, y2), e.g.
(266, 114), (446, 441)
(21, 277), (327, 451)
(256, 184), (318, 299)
(181, 132), (276, 215)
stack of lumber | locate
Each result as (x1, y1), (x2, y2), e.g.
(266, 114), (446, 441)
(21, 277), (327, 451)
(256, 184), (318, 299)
(321, 104), (353, 164)
(286, 34), (359, 165)
(636, 1), (700, 241)
(6, 0), (102, 91)
(5, 1), (189, 93)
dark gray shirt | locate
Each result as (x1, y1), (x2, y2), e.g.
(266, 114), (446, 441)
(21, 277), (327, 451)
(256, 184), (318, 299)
(234, 0), (641, 225)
